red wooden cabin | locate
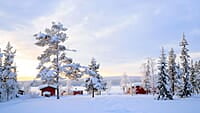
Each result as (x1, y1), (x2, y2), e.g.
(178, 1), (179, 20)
(39, 85), (57, 97)
(73, 90), (83, 95)
(134, 86), (147, 94)
(72, 88), (83, 95)
(131, 82), (147, 94)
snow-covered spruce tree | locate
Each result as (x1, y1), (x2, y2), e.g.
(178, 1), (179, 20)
(175, 63), (184, 96)
(106, 80), (112, 95)
(191, 61), (200, 94)
(178, 34), (192, 97)
(34, 22), (84, 99)
(149, 58), (157, 95)
(196, 61), (200, 94)
(190, 60), (197, 94)
(85, 58), (106, 98)
(168, 48), (177, 95)
(0, 49), (2, 66)
(120, 73), (130, 94)
(0, 48), (4, 101)
(1, 42), (18, 101)
(66, 79), (72, 95)
(157, 47), (173, 100)
(142, 59), (151, 94)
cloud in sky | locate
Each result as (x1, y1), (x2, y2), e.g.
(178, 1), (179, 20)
(0, 0), (200, 80)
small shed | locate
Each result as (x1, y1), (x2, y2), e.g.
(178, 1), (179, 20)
(132, 82), (147, 94)
(73, 90), (83, 95)
(39, 84), (57, 97)
(72, 87), (84, 95)
(134, 86), (146, 94)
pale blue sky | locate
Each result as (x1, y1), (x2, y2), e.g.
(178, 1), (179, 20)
(0, 0), (200, 80)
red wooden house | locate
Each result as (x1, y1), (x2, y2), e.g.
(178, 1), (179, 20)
(39, 84), (57, 97)
(134, 86), (147, 94)
(73, 90), (83, 95)
(132, 82), (147, 94)
(72, 88), (83, 95)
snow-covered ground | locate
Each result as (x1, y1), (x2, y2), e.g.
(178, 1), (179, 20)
(0, 94), (199, 113)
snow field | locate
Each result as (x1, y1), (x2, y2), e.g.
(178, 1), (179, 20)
(0, 95), (199, 113)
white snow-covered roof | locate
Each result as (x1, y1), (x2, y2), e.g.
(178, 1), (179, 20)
(132, 82), (142, 86)
(72, 86), (86, 91)
(39, 84), (57, 90)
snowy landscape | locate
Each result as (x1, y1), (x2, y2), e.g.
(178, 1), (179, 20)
(0, 91), (200, 113)
(1, 0), (200, 113)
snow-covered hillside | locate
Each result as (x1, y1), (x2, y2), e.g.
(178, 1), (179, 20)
(0, 95), (199, 113)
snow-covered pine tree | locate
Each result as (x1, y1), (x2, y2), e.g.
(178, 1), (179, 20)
(143, 59), (151, 94)
(106, 80), (112, 95)
(157, 47), (173, 100)
(0, 48), (4, 101)
(196, 61), (200, 94)
(190, 60), (197, 94)
(0, 49), (2, 66)
(168, 48), (177, 95)
(175, 63), (184, 96)
(66, 79), (72, 95)
(178, 33), (192, 97)
(149, 58), (157, 95)
(1, 42), (18, 101)
(85, 58), (106, 98)
(192, 61), (200, 94)
(34, 22), (84, 99)
(120, 73), (130, 94)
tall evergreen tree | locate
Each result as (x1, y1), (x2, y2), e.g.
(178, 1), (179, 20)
(120, 73), (130, 94)
(34, 22), (84, 99)
(190, 60), (196, 93)
(178, 33), (192, 97)
(175, 63), (184, 96)
(197, 61), (200, 94)
(85, 58), (106, 98)
(194, 61), (200, 94)
(143, 59), (151, 94)
(168, 48), (177, 95)
(149, 58), (157, 95)
(190, 60), (198, 94)
(0, 49), (2, 66)
(0, 48), (4, 101)
(157, 47), (173, 100)
(0, 42), (18, 101)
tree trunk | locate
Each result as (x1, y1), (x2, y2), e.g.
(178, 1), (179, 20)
(92, 87), (94, 98)
(7, 88), (9, 101)
(56, 42), (60, 99)
(172, 79), (175, 95)
(56, 77), (59, 99)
